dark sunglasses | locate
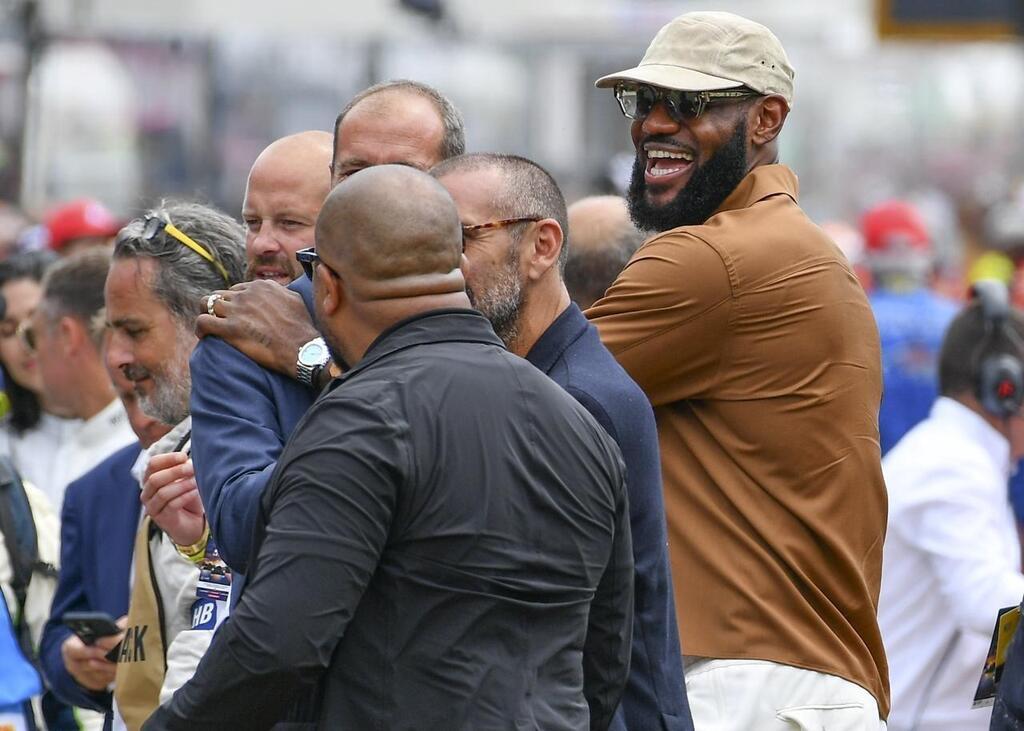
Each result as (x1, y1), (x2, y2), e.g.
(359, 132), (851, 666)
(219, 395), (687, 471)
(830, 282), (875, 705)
(296, 247), (341, 282)
(614, 83), (760, 123)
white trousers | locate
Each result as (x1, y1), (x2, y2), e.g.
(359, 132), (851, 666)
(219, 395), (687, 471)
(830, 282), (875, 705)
(685, 658), (887, 731)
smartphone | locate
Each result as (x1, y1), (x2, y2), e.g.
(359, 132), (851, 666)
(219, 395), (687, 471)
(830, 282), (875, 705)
(62, 611), (121, 646)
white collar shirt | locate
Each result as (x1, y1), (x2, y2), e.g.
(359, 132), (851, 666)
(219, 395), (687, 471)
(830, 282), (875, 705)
(49, 398), (135, 511)
(879, 396), (1024, 731)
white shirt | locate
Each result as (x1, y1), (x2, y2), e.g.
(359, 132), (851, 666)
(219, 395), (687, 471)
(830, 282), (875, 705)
(49, 398), (135, 511)
(0, 411), (78, 505)
(879, 397), (1024, 731)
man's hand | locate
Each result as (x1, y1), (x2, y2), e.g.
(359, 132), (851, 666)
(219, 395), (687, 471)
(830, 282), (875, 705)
(62, 618), (126, 691)
(195, 280), (318, 379)
(142, 452), (206, 546)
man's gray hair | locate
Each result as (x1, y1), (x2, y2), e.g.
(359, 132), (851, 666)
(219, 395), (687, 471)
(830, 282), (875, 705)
(333, 79), (466, 165)
(39, 248), (111, 345)
(113, 200), (246, 327)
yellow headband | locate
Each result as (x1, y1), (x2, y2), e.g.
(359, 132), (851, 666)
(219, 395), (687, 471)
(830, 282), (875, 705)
(162, 222), (230, 283)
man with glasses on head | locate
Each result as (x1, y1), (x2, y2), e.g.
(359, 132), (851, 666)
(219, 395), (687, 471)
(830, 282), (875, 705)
(103, 202), (246, 730)
(587, 11), (889, 730)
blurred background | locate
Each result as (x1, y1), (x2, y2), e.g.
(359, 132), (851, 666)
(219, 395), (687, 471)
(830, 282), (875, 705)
(1, 0), (1024, 292)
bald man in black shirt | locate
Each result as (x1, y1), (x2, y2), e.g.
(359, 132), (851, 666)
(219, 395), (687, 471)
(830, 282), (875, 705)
(145, 165), (633, 731)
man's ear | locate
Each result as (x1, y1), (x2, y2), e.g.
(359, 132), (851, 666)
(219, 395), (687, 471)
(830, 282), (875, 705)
(749, 95), (788, 146)
(320, 268), (344, 316)
(525, 219), (564, 282)
(58, 315), (85, 356)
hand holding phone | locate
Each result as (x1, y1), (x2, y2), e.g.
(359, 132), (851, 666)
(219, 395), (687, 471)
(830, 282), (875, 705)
(63, 611), (121, 646)
(61, 613), (125, 691)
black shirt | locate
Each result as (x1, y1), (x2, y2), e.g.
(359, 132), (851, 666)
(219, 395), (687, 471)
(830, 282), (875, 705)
(146, 309), (633, 731)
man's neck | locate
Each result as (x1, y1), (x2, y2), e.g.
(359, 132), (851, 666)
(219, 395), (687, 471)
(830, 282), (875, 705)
(508, 281), (571, 358)
(76, 385), (116, 422)
(71, 362), (118, 421)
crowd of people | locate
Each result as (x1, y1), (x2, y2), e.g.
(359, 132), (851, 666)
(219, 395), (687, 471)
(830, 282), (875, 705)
(1, 9), (1023, 731)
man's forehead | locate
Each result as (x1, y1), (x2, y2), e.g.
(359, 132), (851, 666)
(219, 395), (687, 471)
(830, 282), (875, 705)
(336, 96), (445, 167)
(105, 258), (161, 312)
(437, 167), (503, 214)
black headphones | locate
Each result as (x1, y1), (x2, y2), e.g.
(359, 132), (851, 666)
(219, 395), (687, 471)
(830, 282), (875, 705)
(971, 279), (1024, 419)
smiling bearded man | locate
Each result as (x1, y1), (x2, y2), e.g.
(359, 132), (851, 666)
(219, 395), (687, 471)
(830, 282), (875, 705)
(586, 10), (891, 731)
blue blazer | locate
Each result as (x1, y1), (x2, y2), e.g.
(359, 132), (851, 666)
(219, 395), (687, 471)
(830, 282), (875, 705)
(526, 304), (694, 731)
(39, 442), (142, 720)
(189, 277), (316, 585)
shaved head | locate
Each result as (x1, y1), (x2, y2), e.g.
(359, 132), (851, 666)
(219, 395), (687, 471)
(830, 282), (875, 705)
(312, 165), (469, 364)
(566, 196), (644, 309)
(251, 131), (333, 177)
(244, 130), (333, 284)
(317, 164), (462, 287)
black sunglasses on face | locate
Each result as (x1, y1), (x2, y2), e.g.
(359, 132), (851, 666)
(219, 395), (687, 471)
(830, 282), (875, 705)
(614, 83), (760, 123)
(296, 247), (320, 281)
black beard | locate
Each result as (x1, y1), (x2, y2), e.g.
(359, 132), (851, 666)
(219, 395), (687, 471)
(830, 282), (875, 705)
(627, 117), (749, 233)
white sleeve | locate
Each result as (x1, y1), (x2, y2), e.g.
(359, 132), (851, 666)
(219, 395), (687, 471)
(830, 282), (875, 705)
(160, 625), (213, 704)
(22, 481), (60, 649)
(152, 534), (211, 703)
(896, 464), (1024, 636)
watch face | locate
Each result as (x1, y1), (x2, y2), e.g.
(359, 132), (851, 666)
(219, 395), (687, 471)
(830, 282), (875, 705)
(299, 339), (328, 366)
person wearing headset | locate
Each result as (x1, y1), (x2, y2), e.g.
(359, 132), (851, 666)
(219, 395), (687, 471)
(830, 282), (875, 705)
(878, 279), (1024, 731)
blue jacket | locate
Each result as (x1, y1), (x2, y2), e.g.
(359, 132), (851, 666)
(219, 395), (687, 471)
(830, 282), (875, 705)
(870, 288), (958, 456)
(189, 277), (316, 583)
(526, 303), (693, 731)
(39, 442), (142, 723)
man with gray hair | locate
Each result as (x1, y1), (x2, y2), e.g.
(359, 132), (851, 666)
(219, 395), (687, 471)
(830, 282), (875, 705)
(565, 196), (645, 309)
(104, 201), (245, 729)
(29, 248), (136, 509)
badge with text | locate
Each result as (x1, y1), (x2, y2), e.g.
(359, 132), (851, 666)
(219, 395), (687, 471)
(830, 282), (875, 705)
(192, 536), (230, 631)
(973, 604), (1021, 708)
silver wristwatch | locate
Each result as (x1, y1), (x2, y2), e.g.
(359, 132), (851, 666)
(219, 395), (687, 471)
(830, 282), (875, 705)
(296, 337), (330, 387)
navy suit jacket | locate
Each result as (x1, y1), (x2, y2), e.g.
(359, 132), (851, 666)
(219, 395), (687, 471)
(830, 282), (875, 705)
(39, 442), (142, 720)
(526, 304), (693, 731)
(189, 277), (316, 585)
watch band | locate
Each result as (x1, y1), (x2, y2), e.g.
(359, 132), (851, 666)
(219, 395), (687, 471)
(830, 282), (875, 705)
(296, 359), (319, 387)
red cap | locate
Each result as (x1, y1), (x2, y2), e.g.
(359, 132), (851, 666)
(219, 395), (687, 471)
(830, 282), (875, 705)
(860, 200), (930, 255)
(45, 199), (122, 251)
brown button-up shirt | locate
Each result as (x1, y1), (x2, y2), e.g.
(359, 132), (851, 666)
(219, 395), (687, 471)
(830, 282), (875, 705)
(587, 164), (890, 716)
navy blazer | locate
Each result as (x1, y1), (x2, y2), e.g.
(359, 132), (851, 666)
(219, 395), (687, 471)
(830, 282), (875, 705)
(39, 442), (142, 720)
(526, 304), (694, 731)
(189, 277), (316, 582)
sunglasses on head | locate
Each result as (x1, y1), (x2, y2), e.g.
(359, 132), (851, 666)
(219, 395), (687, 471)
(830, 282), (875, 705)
(614, 83), (760, 123)
(142, 215), (230, 284)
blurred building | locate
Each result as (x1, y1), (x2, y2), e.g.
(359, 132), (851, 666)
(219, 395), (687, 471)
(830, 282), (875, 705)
(0, 0), (1016, 243)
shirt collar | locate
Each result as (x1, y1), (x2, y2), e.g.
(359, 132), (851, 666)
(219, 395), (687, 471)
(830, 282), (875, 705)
(931, 396), (1012, 477)
(525, 303), (586, 375)
(147, 417), (192, 459)
(711, 163), (799, 218)
(339, 309), (504, 384)
(73, 398), (128, 449)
